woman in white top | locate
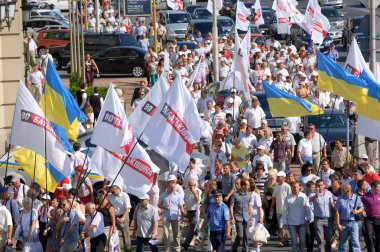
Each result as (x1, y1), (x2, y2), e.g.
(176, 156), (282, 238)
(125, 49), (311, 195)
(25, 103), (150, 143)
(247, 179), (264, 251)
(16, 198), (43, 252)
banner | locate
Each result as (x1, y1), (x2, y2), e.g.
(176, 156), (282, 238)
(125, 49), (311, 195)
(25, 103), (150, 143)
(303, 0), (320, 35)
(90, 144), (160, 198)
(236, 0), (251, 31)
(311, 8), (330, 45)
(125, 0), (152, 16)
(207, 0), (223, 15)
(143, 73), (205, 171)
(253, 0), (265, 26)
(167, 0), (183, 10)
(91, 84), (135, 155)
(272, 0), (291, 34)
(129, 74), (170, 140)
(234, 28), (252, 101)
(10, 82), (73, 186)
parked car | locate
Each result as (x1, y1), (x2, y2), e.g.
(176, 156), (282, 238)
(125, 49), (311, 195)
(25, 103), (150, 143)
(217, 16), (235, 34)
(187, 19), (228, 40)
(319, 0), (343, 8)
(289, 24), (333, 51)
(321, 6), (344, 30)
(229, 24), (266, 47)
(67, 46), (147, 77)
(304, 109), (352, 156)
(158, 10), (192, 41)
(328, 27), (343, 44)
(185, 5), (203, 16)
(30, 9), (66, 21)
(192, 7), (212, 19)
(36, 29), (70, 55)
(342, 16), (365, 49)
(23, 18), (69, 32)
(50, 32), (138, 69)
(27, 2), (61, 15)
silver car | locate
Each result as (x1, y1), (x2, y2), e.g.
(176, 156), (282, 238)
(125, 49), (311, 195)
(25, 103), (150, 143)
(319, 0), (343, 8)
(328, 27), (343, 43)
(158, 10), (192, 41)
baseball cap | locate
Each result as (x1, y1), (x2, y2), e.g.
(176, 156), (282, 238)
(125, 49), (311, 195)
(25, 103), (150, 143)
(199, 113), (205, 117)
(261, 119), (267, 125)
(41, 194), (51, 200)
(277, 171), (286, 177)
(222, 36), (227, 40)
(211, 189), (223, 196)
(360, 154), (368, 160)
(241, 119), (248, 124)
(230, 88), (237, 93)
(139, 194), (150, 200)
(257, 145), (266, 150)
(227, 97), (234, 103)
(11, 174), (21, 183)
(311, 71), (318, 77)
(168, 174), (177, 181)
(62, 184), (72, 191)
(276, 60), (282, 64)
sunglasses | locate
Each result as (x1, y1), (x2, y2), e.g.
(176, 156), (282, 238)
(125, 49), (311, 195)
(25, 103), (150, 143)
(308, 128), (314, 130)
(307, 169), (312, 172)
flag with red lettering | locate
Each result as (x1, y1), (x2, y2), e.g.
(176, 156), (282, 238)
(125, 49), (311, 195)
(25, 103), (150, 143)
(272, 0), (291, 34)
(236, 0), (251, 31)
(253, 0), (265, 26)
(129, 74), (170, 140)
(303, 0), (320, 35)
(287, 0), (306, 29)
(90, 144), (160, 198)
(143, 73), (205, 172)
(167, 0), (183, 10)
(311, 7), (330, 44)
(91, 84), (135, 155)
(10, 81), (73, 180)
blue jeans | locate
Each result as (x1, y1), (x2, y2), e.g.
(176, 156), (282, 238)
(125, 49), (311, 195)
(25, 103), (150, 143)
(302, 156), (313, 165)
(288, 224), (306, 252)
(136, 236), (159, 252)
(338, 221), (360, 252)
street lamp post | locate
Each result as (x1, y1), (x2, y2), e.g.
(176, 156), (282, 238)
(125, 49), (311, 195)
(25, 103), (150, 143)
(212, 0), (219, 82)
(152, 0), (158, 52)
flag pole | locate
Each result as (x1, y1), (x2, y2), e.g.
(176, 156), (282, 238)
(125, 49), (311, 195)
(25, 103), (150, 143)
(346, 100), (350, 161)
(3, 144), (11, 183)
(212, 0), (219, 82)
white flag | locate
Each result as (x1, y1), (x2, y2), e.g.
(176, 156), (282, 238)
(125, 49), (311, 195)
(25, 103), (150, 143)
(346, 38), (380, 140)
(207, 0), (223, 15)
(311, 8), (330, 45)
(129, 74), (170, 140)
(234, 28), (252, 101)
(164, 50), (170, 74)
(272, 0), (291, 34)
(10, 81), (73, 178)
(253, 0), (265, 26)
(91, 84), (135, 155)
(288, 0), (305, 29)
(186, 58), (202, 89)
(304, 0), (320, 35)
(90, 144), (160, 198)
(236, 0), (251, 31)
(219, 71), (235, 91)
(167, 0), (183, 10)
(143, 74), (205, 172)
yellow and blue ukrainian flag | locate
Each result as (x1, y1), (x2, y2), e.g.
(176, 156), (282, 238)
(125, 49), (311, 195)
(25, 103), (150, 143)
(318, 51), (368, 102)
(262, 81), (323, 117)
(356, 70), (380, 121)
(41, 60), (86, 151)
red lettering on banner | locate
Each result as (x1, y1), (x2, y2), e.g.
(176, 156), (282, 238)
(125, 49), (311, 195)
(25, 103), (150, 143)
(21, 110), (59, 140)
(345, 64), (360, 77)
(160, 103), (193, 155)
(111, 152), (154, 182)
(102, 111), (122, 130)
(254, 12), (262, 23)
(314, 22), (323, 33)
(308, 7), (314, 18)
(238, 13), (247, 22)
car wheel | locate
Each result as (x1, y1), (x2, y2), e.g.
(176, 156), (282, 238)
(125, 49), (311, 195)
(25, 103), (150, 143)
(52, 54), (62, 70)
(132, 65), (145, 77)
(37, 46), (45, 56)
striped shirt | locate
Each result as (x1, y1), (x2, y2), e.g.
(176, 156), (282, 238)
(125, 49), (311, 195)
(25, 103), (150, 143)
(254, 174), (268, 198)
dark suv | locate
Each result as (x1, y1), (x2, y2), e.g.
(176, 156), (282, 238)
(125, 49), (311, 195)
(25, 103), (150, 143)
(49, 32), (138, 69)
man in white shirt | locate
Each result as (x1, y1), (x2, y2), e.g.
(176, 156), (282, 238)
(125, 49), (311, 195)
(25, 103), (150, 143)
(281, 124), (296, 167)
(309, 123), (327, 174)
(223, 88), (242, 112)
(0, 193), (13, 249)
(265, 35), (281, 50)
(223, 98), (239, 121)
(239, 126), (258, 151)
(25, 34), (37, 69)
(71, 142), (91, 169)
(81, 203), (107, 251)
(197, 90), (215, 114)
(284, 116), (301, 135)
(243, 96), (266, 130)
(199, 114), (213, 156)
(297, 131), (313, 167)
(107, 184), (132, 250)
(319, 159), (335, 188)
(27, 64), (45, 104)
(252, 145), (273, 174)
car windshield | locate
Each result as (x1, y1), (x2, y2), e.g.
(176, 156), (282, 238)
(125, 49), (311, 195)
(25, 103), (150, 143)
(352, 18), (362, 33)
(218, 19), (234, 28)
(307, 114), (347, 128)
(195, 23), (223, 36)
(195, 9), (211, 18)
(321, 9), (339, 18)
(263, 10), (272, 21)
(167, 13), (191, 24)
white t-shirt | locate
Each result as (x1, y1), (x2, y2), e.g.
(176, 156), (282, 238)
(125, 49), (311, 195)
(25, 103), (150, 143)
(297, 138), (312, 158)
(107, 191), (132, 216)
(250, 192), (262, 218)
(319, 168), (335, 187)
(0, 205), (12, 232)
(243, 106), (266, 129)
(272, 183), (291, 214)
(28, 71), (45, 84)
(285, 117), (301, 134)
(251, 154), (273, 174)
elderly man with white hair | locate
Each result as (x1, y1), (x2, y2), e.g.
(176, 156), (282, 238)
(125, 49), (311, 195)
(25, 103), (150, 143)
(182, 178), (202, 250)
(81, 202), (106, 251)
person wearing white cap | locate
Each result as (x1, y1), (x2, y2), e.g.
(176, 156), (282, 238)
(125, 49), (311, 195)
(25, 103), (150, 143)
(359, 153), (377, 173)
(210, 104), (226, 129)
(269, 171), (291, 246)
(251, 145), (273, 174)
(158, 175), (186, 252)
(107, 183), (132, 250)
(10, 174), (29, 207)
(219, 59), (230, 81)
(223, 97), (239, 121)
(133, 194), (160, 252)
(39, 193), (51, 251)
(243, 96), (266, 130)
(223, 88), (242, 114)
